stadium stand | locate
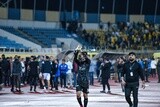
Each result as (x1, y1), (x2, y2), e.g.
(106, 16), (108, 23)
(0, 0), (160, 56)
(0, 36), (28, 50)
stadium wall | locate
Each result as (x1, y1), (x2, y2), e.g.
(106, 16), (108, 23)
(0, 7), (8, 19)
(21, 9), (33, 21)
(46, 11), (59, 22)
(130, 15), (145, 23)
(0, 7), (160, 23)
(101, 14), (115, 23)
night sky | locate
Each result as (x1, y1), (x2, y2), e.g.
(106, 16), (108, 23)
(0, 0), (160, 15)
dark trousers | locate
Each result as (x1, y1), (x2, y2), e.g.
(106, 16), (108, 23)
(21, 72), (26, 84)
(89, 72), (94, 85)
(0, 71), (3, 84)
(96, 69), (100, 79)
(60, 74), (66, 88)
(151, 69), (156, 77)
(145, 72), (149, 82)
(29, 75), (38, 89)
(157, 71), (160, 82)
(0, 71), (3, 90)
(125, 82), (139, 107)
(102, 78), (110, 91)
(4, 73), (10, 86)
(50, 74), (54, 89)
(118, 72), (122, 82)
(53, 76), (59, 90)
(11, 75), (21, 91)
(73, 72), (77, 87)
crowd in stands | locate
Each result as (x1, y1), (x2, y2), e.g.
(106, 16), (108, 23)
(77, 22), (160, 50)
(0, 53), (160, 93)
(1, 21), (160, 51)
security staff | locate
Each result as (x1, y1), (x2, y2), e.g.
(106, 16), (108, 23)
(121, 52), (145, 107)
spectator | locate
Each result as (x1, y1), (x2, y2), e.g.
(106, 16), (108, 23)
(89, 60), (96, 86)
(143, 58), (150, 82)
(66, 59), (73, 88)
(150, 57), (157, 78)
(59, 59), (68, 89)
(1, 54), (10, 86)
(156, 58), (160, 83)
(20, 58), (25, 86)
(41, 56), (52, 91)
(99, 58), (112, 93)
(28, 56), (39, 92)
(11, 55), (22, 92)
(51, 59), (59, 90)
(0, 57), (2, 90)
(72, 61), (78, 88)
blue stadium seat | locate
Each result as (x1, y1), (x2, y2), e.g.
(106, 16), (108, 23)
(0, 36), (29, 49)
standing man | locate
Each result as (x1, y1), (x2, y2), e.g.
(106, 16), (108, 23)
(117, 57), (125, 92)
(66, 59), (73, 88)
(143, 58), (149, 82)
(89, 60), (96, 86)
(11, 55), (22, 92)
(59, 59), (68, 89)
(157, 58), (160, 83)
(0, 57), (2, 90)
(1, 54), (10, 86)
(150, 57), (157, 78)
(121, 52), (145, 107)
(99, 57), (112, 93)
(96, 58), (102, 82)
(74, 50), (91, 107)
(51, 59), (59, 90)
(20, 58), (26, 86)
(28, 56), (39, 92)
(73, 61), (78, 88)
(41, 56), (52, 91)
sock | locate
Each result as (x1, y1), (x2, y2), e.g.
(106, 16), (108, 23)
(84, 98), (88, 107)
(77, 97), (83, 106)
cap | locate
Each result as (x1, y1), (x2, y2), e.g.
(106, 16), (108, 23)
(128, 52), (136, 56)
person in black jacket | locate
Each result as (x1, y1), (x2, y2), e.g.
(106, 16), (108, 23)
(157, 58), (160, 83)
(0, 57), (2, 91)
(28, 56), (39, 92)
(41, 56), (52, 91)
(100, 57), (112, 93)
(1, 54), (10, 86)
(143, 58), (149, 82)
(121, 52), (145, 107)
(11, 55), (22, 92)
(74, 50), (91, 107)
(117, 57), (125, 92)
(51, 59), (59, 90)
